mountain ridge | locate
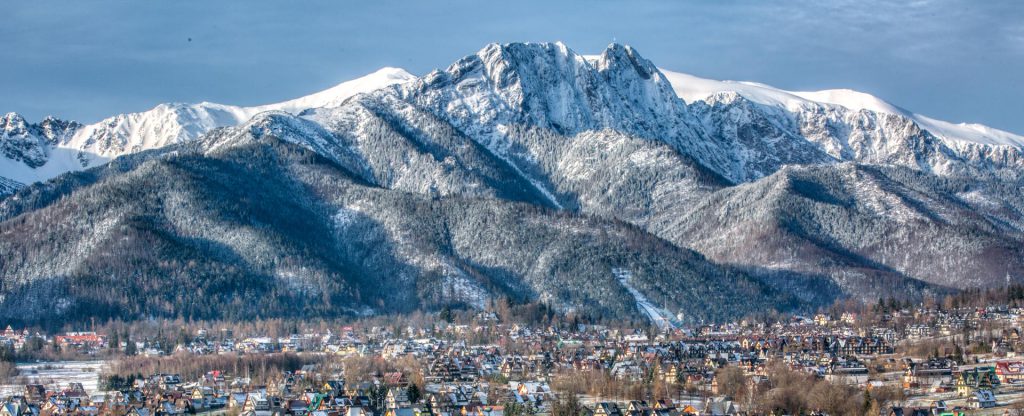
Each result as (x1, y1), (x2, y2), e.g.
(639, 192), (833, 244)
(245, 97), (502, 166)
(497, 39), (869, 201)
(2, 42), (1022, 326)
(4, 44), (1022, 193)
(0, 68), (416, 188)
(665, 70), (1024, 180)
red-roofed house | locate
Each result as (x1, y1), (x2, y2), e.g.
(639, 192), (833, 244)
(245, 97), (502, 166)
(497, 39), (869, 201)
(996, 361), (1024, 384)
(54, 332), (106, 349)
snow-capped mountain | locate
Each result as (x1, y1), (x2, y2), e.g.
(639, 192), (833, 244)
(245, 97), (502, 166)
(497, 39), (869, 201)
(395, 42), (735, 187)
(0, 67), (415, 188)
(669, 71), (1024, 148)
(664, 70), (1024, 181)
(5, 45), (1021, 192)
(2, 41), (1022, 326)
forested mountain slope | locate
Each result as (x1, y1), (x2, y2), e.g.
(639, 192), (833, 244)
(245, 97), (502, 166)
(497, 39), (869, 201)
(0, 120), (790, 326)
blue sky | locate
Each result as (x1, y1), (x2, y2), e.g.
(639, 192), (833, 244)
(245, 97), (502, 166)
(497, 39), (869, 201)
(4, 0), (1023, 132)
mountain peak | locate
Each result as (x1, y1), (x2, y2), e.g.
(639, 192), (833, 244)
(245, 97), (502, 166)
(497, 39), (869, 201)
(468, 42), (660, 81)
(256, 67), (416, 115)
(424, 41), (686, 135)
(467, 42), (587, 88)
(596, 43), (657, 80)
(1, 113), (37, 145)
(372, 66), (416, 80)
(661, 69), (1024, 149)
(1, 112), (28, 129)
(791, 88), (909, 116)
(475, 41), (575, 58)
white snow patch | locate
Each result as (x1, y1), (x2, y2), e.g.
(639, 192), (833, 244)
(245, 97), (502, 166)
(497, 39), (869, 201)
(0, 360), (107, 396)
(333, 207), (360, 228)
(661, 69), (1024, 148)
(613, 268), (680, 331)
(6, 68), (416, 186)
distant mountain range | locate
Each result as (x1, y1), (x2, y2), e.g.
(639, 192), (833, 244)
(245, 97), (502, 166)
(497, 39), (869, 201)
(2, 42), (1021, 326)
(0, 67), (415, 187)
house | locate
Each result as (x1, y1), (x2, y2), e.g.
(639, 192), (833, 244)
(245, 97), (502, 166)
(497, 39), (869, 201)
(474, 406), (504, 416)
(967, 390), (996, 409)
(651, 400), (674, 411)
(286, 399), (309, 415)
(23, 385), (45, 402)
(906, 325), (932, 339)
(64, 382), (87, 397)
(243, 392), (271, 413)
(500, 358), (527, 380)
(508, 382), (549, 406)
(201, 370), (226, 387)
(625, 400), (650, 416)
(827, 360), (869, 386)
(702, 397), (737, 416)
(593, 403), (622, 416)
(124, 389), (146, 405)
(382, 372), (409, 387)
(322, 380), (345, 394)
(0, 397), (36, 416)
(611, 361), (644, 381)
(229, 392), (249, 408)
(53, 332), (106, 349)
(352, 396), (373, 409)
(125, 407), (151, 416)
(159, 399), (191, 416)
(889, 407), (934, 416)
(955, 367), (999, 397)
(89, 394), (107, 407)
(904, 358), (955, 388)
(385, 408), (416, 416)
(659, 364), (679, 384)
(347, 382), (375, 397)
(995, 361), (1024, 384)
(158, 374), (182, 390)
(191, 386), (215, 401)
(430, 386), (474, 413)
(387, 387), (411, 410)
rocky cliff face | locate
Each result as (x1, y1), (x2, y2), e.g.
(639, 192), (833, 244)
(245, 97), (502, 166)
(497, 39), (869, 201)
(1, 113), (80, 169)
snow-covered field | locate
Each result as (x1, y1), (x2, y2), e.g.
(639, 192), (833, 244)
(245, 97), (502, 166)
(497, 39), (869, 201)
(0, 360), (107, 397)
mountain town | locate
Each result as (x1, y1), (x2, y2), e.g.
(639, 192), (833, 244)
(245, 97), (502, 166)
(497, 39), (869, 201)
(4, 2), (1024, 415)
(2, 293), (1024, 416)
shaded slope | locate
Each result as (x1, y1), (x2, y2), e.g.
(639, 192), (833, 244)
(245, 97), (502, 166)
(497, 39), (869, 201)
(0, 121), (795, 326)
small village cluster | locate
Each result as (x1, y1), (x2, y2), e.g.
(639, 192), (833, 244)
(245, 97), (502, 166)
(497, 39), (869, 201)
(0, 305), (1023, 416)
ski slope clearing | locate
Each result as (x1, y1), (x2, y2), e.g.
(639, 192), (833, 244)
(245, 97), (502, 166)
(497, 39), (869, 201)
(613, 268), (681, 331)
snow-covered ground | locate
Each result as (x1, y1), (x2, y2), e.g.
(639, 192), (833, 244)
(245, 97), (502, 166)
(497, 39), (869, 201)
(613, 268), (680, 331)
(0, 360), (108, 397)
